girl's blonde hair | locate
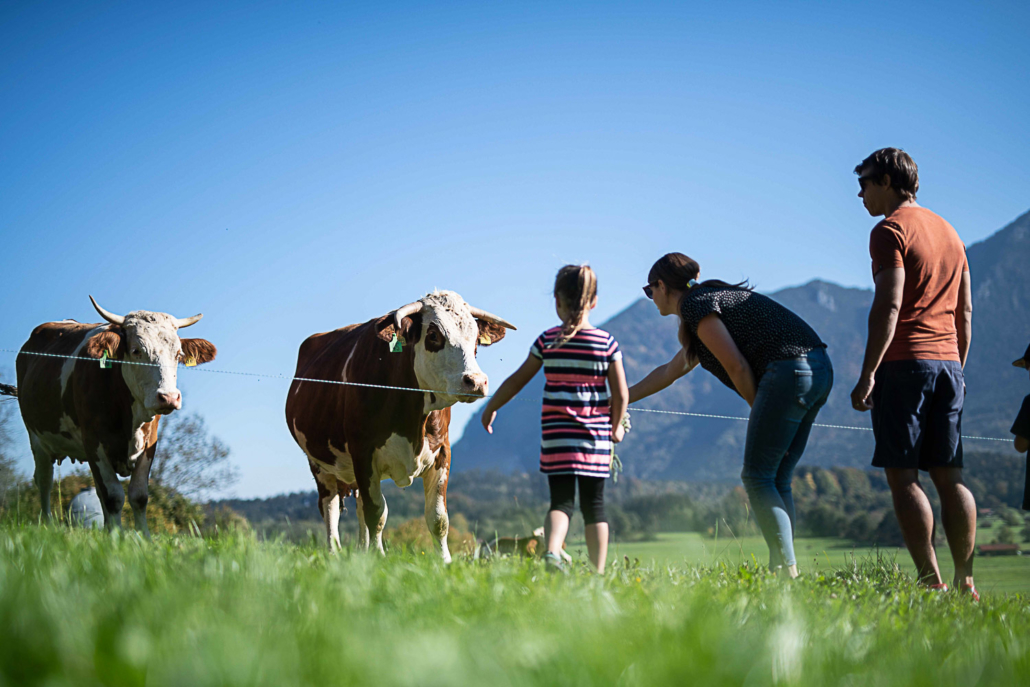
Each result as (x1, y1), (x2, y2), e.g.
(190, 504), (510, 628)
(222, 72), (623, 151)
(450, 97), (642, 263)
(549, 264), (597, 348)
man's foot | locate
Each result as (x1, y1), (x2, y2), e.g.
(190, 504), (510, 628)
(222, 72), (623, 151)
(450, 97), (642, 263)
(960, 583), (980, 602)
(927, 583), (949, 592)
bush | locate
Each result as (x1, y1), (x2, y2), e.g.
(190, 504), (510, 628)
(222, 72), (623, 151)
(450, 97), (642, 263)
(384, 513), (476, 557)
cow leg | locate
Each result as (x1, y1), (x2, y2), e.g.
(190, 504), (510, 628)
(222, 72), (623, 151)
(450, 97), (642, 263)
(127, 450), (153, 537)
(89, 460), (125, 530)
(315, 477), (342, 552)
(357, 477), (387, 556)
(31, 442), (55, 522)
(422, 463), (451, 563)
(355, 491), (370, 551)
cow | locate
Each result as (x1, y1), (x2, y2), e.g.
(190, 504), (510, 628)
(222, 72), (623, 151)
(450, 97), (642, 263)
(13, 297), (217, 534)
(285, 290), (515, 561)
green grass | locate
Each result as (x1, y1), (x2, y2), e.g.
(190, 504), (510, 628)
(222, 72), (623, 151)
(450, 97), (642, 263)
(2, 525), (1029, 687)
(602, 530), (1030, 595)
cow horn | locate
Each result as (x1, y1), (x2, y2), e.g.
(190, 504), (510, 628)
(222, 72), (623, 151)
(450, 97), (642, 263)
(467, 305), (517, 330)
(175, 313), (204, 329)
(393, 301), (424, 330)
(89, 296), (126, 326)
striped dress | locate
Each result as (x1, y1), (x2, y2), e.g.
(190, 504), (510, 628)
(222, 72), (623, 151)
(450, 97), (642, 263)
(530, 326), (623, 478)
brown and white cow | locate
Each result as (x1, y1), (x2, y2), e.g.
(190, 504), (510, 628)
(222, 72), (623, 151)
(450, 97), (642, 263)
(14, 297), (217, 534)
(285, 290), (514, 561)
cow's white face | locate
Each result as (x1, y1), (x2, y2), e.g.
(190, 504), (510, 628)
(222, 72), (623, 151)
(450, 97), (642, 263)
(410, 291), (490, 408)
(119, 311), (186, 416)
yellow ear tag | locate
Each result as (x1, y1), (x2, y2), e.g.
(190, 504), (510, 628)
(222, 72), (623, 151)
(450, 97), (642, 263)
(183, 356), (197, 368)
(479, 334), (491, 345)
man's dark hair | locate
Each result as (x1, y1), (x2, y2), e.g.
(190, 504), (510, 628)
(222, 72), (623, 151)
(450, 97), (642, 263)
(854, 147), (919, 200)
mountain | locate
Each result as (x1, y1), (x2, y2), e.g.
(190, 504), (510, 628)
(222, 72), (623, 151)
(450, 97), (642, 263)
(452, 209), (1030, 481)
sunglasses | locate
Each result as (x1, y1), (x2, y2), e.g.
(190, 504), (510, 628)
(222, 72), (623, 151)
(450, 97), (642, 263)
(857, 174), (879, 190)
(642, 283), (656, 299)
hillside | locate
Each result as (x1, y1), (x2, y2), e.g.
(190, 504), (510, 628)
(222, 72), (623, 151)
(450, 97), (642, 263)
(452, 210), (1030, 480)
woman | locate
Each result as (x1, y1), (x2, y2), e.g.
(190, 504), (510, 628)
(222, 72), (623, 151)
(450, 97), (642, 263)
(630, 253), (833, 577)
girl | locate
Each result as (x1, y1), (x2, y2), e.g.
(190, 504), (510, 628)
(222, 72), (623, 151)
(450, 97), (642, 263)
(630, 253), (833, 578)
(482, 265), (628, 573)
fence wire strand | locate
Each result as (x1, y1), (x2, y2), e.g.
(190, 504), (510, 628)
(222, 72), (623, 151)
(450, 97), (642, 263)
(0, 348), (1013, 442)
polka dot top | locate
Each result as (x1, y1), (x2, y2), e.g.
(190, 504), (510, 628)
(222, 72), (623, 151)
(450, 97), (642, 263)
(680, 286), (827, 394)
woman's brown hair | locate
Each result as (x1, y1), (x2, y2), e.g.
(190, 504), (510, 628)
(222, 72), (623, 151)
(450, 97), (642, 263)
(550, 264), (598, 348)
(647, 252), (751, 350)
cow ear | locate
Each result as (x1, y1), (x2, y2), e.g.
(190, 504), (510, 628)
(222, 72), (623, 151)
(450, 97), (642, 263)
(375, 314), (422, 346)
(180, 339), (217, 365)
(84, 330), (124, 360)
(402, 313), (422, 345)
(476, 320), (506, 346)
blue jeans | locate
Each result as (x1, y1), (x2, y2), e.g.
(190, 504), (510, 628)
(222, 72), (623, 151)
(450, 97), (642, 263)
(741, 348), (833, 568)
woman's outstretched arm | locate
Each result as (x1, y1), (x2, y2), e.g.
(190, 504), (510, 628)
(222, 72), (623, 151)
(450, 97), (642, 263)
(628, 347), (696, 403)
(481, 354), (542, 434)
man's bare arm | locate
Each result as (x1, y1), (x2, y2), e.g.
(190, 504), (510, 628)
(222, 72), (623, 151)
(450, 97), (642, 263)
(851, 267), (904, 411)
(956, 270), (972, 368)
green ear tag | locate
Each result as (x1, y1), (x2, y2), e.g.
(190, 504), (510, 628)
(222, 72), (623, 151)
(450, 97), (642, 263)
(389, 333), (404, 353)
(99, 351), (111, 369)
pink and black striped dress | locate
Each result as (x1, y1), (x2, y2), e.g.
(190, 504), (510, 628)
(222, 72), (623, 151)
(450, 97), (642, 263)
(530, 326), (623, 478)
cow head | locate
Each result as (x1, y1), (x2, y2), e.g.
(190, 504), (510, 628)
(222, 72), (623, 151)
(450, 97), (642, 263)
(377, 291), (515, 409)
(86, 296), (217, 417)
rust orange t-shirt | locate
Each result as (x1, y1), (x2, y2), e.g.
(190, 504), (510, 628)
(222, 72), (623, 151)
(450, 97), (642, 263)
(869, 206), (968, 362)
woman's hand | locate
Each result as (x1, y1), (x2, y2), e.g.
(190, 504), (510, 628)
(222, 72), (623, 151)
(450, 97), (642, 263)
(612, 422), (626, 443)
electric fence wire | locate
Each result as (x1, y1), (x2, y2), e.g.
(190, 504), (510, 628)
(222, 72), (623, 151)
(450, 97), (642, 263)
(0, 348), (1013, 442)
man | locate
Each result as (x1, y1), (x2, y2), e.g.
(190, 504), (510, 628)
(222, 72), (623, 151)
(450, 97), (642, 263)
(1011, 343), (1030, 509)
(850, 147), (978, 599)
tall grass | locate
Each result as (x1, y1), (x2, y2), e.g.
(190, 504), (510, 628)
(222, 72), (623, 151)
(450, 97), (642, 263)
(0, 524), (1027, 686)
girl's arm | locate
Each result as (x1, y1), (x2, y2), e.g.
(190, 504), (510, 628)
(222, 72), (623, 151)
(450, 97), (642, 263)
(627, 347), (696, 403)
(1016, 435), (1029, 454)
(481, 354), (543, 434)
(696, 313), (756, 406)
(607, 358), (629, 443)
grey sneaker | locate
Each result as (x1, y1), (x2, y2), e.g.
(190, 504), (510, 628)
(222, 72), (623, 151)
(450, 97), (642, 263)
(542, 551), (566, 573)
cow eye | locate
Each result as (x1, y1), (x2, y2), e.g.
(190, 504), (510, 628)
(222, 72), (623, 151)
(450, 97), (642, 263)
(132, 348), (140, 356)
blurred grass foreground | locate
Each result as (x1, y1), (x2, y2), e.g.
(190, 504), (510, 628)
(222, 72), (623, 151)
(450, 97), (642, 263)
(1, 526), (1029, 686)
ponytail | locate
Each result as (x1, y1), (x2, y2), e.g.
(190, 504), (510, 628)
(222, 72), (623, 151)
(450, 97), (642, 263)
(550, 264), (598, 349)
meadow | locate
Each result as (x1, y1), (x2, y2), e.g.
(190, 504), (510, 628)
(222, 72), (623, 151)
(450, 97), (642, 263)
(2, 525), (1029, 687)
(606, 532), (1030, 595)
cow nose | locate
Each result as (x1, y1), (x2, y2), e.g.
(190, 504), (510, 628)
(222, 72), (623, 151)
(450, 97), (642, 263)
(461, 373), (488, 398)
(156, 390), (182, 412)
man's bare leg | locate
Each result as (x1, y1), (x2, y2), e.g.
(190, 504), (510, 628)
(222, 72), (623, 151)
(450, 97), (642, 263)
(885, 468), (942, 585)
(929, 467), (977, 589)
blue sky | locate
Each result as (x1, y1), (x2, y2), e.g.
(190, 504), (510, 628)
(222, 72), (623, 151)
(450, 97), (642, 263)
(2, 1), (1028, 497)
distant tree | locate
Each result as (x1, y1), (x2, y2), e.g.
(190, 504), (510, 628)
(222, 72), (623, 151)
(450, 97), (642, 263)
(843, 512), (877, 543)
(999, 506), (1023, 527)
(152, 413), (238, 500)
(870, 511), (906, 547)
(993, 526), (1016, 545)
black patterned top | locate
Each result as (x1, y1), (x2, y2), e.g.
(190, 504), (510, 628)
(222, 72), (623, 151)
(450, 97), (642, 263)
(680, 286), (827, 394)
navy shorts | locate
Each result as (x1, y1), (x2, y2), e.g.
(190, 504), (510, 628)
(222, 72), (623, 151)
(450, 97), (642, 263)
(871, 360), (964, 471)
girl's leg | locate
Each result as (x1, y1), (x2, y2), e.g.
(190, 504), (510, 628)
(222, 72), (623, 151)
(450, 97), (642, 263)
(579, 476), (608, 572)
(546, 475), (575, 555)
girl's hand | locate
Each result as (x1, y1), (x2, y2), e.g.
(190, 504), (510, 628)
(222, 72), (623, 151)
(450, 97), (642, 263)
(481, 407), (497, 434)
(612, 423), (626, 444)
